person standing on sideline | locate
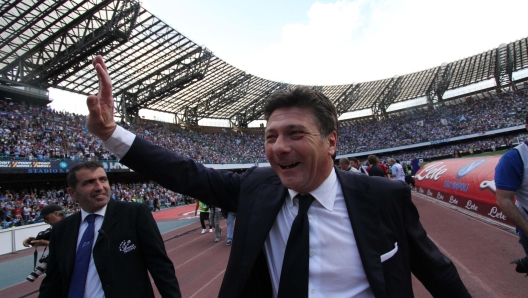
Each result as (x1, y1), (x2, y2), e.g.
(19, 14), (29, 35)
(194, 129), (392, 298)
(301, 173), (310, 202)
(338, 158), (352, 171)
(350, 157), (368, 174)
(495, 113), (528, 265)
(388, 159), (406, 182)
(209, 205), (222, 242)
(153, 195), (161, 212)
(38, 161), (181, 298)
(22, 204), (65, 248)
(195, 200), (212, 234)
(366, 155), (386, 178)
(85, 56), (469, 297)
(225, 212), (236, 246)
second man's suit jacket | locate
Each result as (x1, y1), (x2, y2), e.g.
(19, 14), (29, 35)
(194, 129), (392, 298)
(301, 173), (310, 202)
(120, 136), (470, 298)
(38, 199), (181, 298)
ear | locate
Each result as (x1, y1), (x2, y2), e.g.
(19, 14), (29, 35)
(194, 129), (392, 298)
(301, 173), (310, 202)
(327, 131), (337, 156)
(67, 187), (75, 199)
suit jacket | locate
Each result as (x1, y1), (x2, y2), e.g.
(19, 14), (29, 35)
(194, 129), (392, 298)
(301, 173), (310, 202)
(120, 136), (470, 298)
(38, 199), (181, 298)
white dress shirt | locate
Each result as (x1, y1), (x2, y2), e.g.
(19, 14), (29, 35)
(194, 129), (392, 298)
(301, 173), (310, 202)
(104, 126), (374, 298)
(77, 206), (107, 298)
(264, 168), (373, 298)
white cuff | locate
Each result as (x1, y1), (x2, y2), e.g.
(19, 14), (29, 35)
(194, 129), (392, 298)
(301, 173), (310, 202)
(103, 126), (135, 159)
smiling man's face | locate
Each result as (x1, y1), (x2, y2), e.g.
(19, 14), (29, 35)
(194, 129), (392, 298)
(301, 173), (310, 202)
(265, 107), (336, 193)
(67, 167), (110, 213)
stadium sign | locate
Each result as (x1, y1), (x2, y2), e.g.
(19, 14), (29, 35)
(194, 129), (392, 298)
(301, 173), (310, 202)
(0, 160), (132, 174)
(414, 156), (513, 226)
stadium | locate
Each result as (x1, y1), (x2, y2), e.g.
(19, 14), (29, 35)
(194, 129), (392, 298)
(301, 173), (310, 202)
(1, 0), (528, 297)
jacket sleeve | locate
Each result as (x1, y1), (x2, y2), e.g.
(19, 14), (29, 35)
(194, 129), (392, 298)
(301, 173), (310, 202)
(403, 185), (471, 297)
(136, 203), (181, 298)
(119, 136), (243, 212)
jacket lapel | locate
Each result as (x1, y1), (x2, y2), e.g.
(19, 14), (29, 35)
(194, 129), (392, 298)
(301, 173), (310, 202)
(238, 175), (287, 293)
(246, 174), (287, 249)
(336, 170), (387, 298)
(96, 199), (117, 246)
(64, 213), (82, 281)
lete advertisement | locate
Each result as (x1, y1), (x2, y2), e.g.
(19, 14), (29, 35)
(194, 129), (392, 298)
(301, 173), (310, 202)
(414, 156), (512, 226)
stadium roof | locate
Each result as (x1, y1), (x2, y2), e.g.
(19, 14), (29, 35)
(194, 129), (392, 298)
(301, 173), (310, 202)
(1, 0), (528, 126)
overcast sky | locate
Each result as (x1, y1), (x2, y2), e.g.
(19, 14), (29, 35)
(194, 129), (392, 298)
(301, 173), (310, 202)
(49, 0), (528, 118)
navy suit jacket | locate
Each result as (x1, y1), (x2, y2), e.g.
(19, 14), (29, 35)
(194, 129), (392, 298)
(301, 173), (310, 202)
(120, 136), (470, 298)
(38, 199), (181, 298)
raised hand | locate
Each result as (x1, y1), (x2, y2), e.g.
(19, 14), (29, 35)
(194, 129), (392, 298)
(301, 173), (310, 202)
(86, 55), (117, 141)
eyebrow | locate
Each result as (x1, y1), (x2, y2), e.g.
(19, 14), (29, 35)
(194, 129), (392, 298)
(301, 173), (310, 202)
(82, 176), (107, 184)
(266, 124), (308, 133)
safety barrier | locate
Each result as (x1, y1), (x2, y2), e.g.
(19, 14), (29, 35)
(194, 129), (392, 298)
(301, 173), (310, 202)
(0, 223), (49, 255)
(414, 156), (513, 226)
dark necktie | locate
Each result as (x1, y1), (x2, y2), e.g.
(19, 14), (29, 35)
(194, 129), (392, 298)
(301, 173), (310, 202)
(278, 193), (315, 298)
(68, 214), (97, 298)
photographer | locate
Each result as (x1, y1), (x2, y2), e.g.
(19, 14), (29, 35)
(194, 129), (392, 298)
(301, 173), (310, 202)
(22, 205), (64, 247)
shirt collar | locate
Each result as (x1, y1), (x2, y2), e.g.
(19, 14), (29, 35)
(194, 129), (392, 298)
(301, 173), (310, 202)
(80, 204), (107, 222)
(287, 168), (338, 212)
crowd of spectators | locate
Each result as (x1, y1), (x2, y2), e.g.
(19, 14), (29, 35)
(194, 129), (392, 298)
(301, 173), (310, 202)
(338, 89), (528, 155)
(0, 181), (194, 229)
(378, 132), (522, 163)
(2, 88), (526, 165)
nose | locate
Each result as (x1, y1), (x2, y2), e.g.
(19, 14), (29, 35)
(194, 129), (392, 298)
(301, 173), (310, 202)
(93, 180), (104, 191)
(272, 135), (292, 156)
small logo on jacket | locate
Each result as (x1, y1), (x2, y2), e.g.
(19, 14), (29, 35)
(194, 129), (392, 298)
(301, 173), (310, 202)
(119, 240), (136, 253)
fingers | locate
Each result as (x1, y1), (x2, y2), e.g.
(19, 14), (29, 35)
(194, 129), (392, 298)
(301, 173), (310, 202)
(94, 63), (112, 101)
(86, 94), (101, 117)
(93, 55), (108, 72)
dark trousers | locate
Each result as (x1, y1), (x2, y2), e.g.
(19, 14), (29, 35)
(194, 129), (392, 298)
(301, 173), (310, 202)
(200, 212), (211, 229)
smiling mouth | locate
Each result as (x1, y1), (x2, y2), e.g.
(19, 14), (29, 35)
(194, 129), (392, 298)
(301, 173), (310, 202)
(279, 162), (300, 169)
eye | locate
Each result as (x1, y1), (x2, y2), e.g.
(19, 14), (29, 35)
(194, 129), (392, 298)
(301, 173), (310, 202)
(265, 134), (277, 143)
(290, 131), (305, 139)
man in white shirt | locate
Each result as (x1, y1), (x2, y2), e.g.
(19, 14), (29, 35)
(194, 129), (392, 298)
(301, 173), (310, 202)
(84, 55), (470, 298)
(388, 158), (406, 182)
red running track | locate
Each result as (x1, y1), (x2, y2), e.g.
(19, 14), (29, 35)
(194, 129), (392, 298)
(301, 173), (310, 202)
(2, 195), (528, 297)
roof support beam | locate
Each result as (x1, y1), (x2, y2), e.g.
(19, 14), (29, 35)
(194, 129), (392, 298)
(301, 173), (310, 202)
(191, 73), (252, 121)
(335, 84), (360, 117)
(1, 0), (140, 88)
(494, 43), (514, 90)
(426, 63), (452, 106)
(230, 82), (288, 127)
(371, 76), (402, 119)
(119, 49), (212, 121)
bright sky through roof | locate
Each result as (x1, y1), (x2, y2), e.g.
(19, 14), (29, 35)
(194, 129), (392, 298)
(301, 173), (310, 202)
(49, 0), (528, 123)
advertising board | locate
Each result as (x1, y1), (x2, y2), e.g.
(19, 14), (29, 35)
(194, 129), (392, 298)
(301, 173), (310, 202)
(414, 156), (512, 226)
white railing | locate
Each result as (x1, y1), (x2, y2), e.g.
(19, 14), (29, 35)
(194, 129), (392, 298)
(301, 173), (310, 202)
(0, 223), (50, 255)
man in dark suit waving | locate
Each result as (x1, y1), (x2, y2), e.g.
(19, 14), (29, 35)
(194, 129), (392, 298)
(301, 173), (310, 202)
(86, 55), (470, 297)
(38, 161), (181, 298)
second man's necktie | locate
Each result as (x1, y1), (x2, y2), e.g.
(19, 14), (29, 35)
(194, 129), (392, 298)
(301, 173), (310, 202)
(68, 214), (97, 298)
(278, 193), (315, 298)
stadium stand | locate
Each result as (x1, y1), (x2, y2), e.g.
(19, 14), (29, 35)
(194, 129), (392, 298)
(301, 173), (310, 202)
(1, 85), (526, 167)
(0, 180), (193, 229)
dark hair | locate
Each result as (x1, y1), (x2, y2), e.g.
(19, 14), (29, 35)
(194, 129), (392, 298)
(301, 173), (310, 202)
(349, 157), (359, 163)
(67, 161), (105, 188)
(264, 86), (338, 138)
(339, 158), (350, 164)
(367, 155), (379, 165)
